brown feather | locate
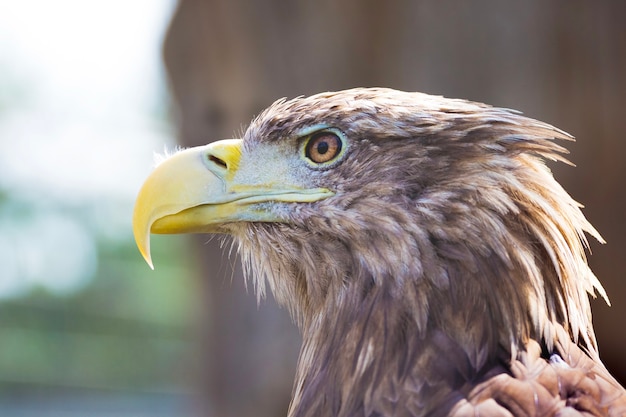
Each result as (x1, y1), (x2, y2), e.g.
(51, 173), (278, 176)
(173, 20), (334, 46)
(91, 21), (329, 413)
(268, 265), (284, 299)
(219, 88), (625, 416)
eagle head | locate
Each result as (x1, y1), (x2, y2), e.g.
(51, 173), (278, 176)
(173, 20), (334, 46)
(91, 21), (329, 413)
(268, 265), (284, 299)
(132, 88), (616, 416)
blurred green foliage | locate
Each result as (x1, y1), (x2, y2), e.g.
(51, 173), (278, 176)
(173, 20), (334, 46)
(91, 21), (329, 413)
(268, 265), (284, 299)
(0, 224), (198, 396)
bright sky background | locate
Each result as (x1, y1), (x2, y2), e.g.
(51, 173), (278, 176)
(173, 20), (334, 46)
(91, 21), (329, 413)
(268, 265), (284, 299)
(0, 1), (177, 297)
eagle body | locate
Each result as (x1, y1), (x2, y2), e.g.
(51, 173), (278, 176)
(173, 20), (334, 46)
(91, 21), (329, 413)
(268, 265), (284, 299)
(133, 88), (626, 416)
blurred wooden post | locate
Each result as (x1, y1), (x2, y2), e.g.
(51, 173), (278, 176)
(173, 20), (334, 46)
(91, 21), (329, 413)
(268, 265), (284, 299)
(163, 1), (626, 415)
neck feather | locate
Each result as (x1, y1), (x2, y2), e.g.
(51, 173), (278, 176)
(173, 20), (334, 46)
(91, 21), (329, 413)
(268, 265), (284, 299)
(231, 138), (606, 416)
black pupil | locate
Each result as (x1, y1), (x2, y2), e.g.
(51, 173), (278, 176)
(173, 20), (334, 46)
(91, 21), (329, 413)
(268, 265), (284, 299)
(317, 141), (329, 154)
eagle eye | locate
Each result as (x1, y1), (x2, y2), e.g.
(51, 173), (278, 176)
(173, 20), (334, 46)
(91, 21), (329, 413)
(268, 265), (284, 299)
(304, 131), (343, 165)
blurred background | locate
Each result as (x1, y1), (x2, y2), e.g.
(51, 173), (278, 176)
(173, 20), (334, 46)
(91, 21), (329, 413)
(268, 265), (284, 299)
(0, 1), (198, 416)
(0, 1), (624, 416)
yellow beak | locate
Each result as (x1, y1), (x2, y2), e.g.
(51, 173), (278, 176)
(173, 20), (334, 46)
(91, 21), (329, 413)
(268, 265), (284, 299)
(132, 139), (333, 269)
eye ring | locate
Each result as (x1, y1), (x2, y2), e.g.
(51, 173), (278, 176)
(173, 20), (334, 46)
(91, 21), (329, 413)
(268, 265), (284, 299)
(304, 131), (344, 165)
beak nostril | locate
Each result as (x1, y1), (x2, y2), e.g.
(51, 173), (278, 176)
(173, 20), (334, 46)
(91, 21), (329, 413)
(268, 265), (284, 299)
(209, 155), (228, 169)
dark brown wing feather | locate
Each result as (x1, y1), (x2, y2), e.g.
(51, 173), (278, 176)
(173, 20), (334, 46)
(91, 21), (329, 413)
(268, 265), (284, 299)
(451, 327), (626, 416)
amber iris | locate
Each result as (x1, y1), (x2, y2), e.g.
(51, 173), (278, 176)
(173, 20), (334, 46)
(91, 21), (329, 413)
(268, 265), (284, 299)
(305, 132), (342, 164)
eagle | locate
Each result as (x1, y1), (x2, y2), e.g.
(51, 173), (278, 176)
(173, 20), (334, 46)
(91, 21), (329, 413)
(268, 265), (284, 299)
(132, 88), (626, 416)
